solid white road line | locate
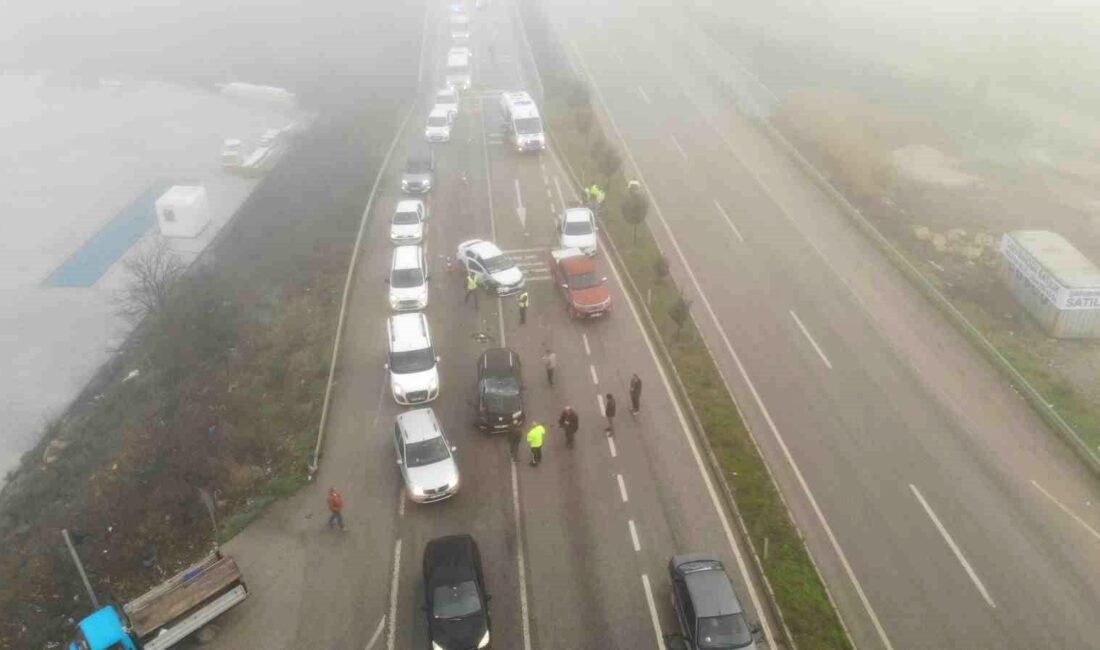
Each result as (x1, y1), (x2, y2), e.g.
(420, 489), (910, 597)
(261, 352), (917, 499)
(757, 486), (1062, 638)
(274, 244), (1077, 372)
(515, 178), (527, 228)
(789, 310), (833, 370)
(364, 616), (385, 650)
(629, 519), (642, 552)
(582, 332), (591, 356)
(637, 85), (652, 104)
(479, 97), (498, 242)
(598, 393), (606, 416)
(590, 364), (600, 385)
(670, 135), (689, 162)
(416, 0), (430, 85)
(910, 484), (996, 608)
(713, 199), (745, 243)
(386, 540), (402, 650)
(511, 462), (533, 650)
(641, 574), (664, 648)
(1031, 480), (1100, 543)
(607, 436), (617, 458)
(617, 474), (629, 503)
(397, 490), (406, 518)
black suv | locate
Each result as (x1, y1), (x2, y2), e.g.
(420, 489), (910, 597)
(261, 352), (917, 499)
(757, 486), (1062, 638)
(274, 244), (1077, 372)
(423, 534), (491, 650)
(668, 554), (762, 650)
(475, 348), (524, 432)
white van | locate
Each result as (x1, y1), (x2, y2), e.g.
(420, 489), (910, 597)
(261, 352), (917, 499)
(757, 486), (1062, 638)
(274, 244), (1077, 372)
(499, 91), (546, 151)
(388, 245), (429, 311)
(445, 50), (471, 90)
(386, 312), (440, 405)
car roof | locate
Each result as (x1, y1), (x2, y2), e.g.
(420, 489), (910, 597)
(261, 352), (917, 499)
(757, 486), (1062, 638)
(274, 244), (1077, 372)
(389, 312), (431, 351)
(512, 104), (541, 120)
(424, 534), (479, 584)
(676, 558), (742, 618)
(564, 207), (593, 222)
(392, 245), (422, 269)
(437, 88), (457, 97)
(396, 199), (423, 213)
(480, 347), (518, 375)
(502, 91), (534, 106)
(560, 253), (596, 275)
(463, 239), (503, 259)
(429, 106), (451, 118)
(396, 408), (442, 443)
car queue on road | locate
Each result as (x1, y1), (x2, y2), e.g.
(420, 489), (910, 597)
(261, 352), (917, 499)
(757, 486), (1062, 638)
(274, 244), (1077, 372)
(377, 2), (766, 648)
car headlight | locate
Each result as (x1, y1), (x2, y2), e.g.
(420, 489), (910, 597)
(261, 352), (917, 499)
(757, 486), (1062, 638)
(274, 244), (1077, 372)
(411, 485), (426, 497)
(478, 630), (490, 648)
(389, 294), (401, 308)
(432, 642), (446, 650)
(392, 383), (406, 397)
(427, 376), (439, 392)
(512, 410), (523, 420)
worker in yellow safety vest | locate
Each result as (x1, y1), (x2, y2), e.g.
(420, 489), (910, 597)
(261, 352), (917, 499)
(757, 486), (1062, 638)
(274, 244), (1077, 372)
(527, 421), (546, 466)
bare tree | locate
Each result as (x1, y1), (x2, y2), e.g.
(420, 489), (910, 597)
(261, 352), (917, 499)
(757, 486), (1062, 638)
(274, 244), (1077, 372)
(115, 238), (185, 322)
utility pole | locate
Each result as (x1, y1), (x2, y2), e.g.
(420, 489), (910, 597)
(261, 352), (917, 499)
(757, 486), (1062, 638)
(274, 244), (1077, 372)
(62, 529), (100, 609)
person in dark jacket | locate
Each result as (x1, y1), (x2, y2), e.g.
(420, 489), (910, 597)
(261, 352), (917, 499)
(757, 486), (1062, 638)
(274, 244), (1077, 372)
(558, 406), (579, 448)
(629, 374), (643, 413)
(604, 393), (617, 436)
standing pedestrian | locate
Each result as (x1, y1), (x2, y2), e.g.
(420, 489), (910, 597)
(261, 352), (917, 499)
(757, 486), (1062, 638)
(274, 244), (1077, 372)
(558, 406), (579, 449)
(541, 348), (557, 386)
(603, 393), (617, 436)
(517, 290), (529, 325)
(629, 374), (643, 414)
(508, 426), (522, 462)
(465, 272), (479, 311)
(326, 487), (345, 531)
(527, 421), (546, 466)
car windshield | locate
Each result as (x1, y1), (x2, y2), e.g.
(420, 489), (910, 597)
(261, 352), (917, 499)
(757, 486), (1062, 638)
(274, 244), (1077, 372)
(428, 115), (448, 127)
(406, 437), (450, 468)
(390, 347), (435, 374)
(514, 117), (542, 135)
(437, 92), (455, 103)
(407, 159), (430, 173)
(482, 253), (514, 273)
(564, 219), (592, 235)
(391, 268), (424, 289)
(697, 613), (753, 649)
(432, 581), (481, 619)
(568, 271), (601, 290)
(393, 211), (420, 225)
(482, 378), (521, 412)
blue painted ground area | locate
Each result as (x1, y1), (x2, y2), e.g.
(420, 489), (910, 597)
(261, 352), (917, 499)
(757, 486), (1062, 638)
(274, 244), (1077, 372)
(45, 179), (173, 287)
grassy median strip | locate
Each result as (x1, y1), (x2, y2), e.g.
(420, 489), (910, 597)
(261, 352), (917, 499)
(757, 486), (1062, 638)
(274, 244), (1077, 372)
(515, 1), (852, 648)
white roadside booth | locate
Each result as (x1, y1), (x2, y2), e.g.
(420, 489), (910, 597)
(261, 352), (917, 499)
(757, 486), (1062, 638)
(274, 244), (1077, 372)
(155, 185), (211, 239)
(1001, 230), (1100, 338)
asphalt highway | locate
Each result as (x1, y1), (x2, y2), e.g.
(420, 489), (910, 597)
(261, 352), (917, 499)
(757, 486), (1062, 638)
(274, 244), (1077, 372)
(209, 1), (783, 649)
(539, 0), (1100, 648)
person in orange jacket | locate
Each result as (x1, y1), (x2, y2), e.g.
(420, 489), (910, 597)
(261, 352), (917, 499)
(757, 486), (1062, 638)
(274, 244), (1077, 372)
(327, 487), (345, 531)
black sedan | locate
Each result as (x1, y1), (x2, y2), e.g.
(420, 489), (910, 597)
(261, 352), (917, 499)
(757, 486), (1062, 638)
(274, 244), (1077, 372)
(668, 554), (762, 650)
(475, 348), (524, 433)
(423, 535), (491, 649)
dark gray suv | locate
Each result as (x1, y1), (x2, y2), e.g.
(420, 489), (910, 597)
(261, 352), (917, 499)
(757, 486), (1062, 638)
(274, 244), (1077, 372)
(668, 554), (762, 650)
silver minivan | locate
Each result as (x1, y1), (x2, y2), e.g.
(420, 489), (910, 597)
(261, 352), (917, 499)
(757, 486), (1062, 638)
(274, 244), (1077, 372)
(388, 245), (429, 311)
(393, 408), (460, 503)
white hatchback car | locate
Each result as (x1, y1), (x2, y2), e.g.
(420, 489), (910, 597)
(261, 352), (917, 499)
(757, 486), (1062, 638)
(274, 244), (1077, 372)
(558, 206), (598, 256)
(456, 239), (526, 296)
(391, 200), (426, 245)
(424, 107), (453, 143)
(386, 312), (440, 405)
(393, 408), (459, 503)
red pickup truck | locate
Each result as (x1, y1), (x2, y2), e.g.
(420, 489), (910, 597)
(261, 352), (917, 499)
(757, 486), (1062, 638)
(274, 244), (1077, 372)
(550, 248), (612, 319)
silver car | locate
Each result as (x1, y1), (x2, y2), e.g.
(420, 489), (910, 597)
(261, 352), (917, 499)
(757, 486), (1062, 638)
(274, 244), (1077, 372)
(393, 408), (460, 503)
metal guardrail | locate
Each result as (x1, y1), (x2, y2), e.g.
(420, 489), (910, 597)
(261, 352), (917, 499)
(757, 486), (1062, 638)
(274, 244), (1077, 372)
(687, 24), (1100, 476)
